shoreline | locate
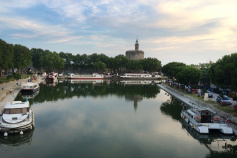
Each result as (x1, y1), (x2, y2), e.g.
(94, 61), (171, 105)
(0, 76), (45, 111)
(158, 83), (237, 136)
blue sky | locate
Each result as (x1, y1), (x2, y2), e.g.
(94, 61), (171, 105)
(0, 0), (236, 65)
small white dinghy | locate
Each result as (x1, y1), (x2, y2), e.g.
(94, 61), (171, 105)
(181, 106), (233, 134)
(0, 100), (35, 136)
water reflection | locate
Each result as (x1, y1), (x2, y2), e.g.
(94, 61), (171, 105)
(0, 130), (34, 151)
(160, 97), (237, 157)
(15, 81), (160, 107)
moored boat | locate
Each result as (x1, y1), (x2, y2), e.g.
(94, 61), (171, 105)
(181, 107), (233, 134)
(120, 73), (161, 80)
(0, 101), (35, 136)
(21, 82), (40, 92)
(46, 72), (58, 82)
(67, 73), (104, 80)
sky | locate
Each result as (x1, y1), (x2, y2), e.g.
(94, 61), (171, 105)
(0, 0), (236, 65)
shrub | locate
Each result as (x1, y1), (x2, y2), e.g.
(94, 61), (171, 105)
(7, 75), (13, 80)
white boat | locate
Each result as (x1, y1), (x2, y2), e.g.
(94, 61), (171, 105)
(21, 82), (40, 92)
(120, 73), (161, 80)
(181, 107), (233, 134)
(0, 101), (35, 135)
(67, 73), (104, 80)
(46, 72), (58, 82)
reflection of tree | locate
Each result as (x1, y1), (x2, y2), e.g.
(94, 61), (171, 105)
(160, 97), (183, 121)
(0, 130), (34, 151)
(15, 81), (160, 105)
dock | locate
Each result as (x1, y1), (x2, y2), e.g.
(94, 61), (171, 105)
(157, 83), (237, 136)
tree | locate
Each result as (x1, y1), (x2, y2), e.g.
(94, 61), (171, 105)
(162, 62), (186, 78)
(13, 44), (31, 73)
(142, 58), (161, 72)
(126, 60), (143, 71)
(94, 61), (106, 73)
(31, 48), (45, 70)
(114, 54), (129, 73)
(0, 39), (14, 76)
(199, 63), (211, 87)
(209, 53), (237, 90)
(176, 66), (202, 85)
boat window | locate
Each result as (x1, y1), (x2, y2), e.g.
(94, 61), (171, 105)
(3, 108), (28, 114)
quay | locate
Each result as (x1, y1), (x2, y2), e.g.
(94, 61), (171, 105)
(0, 76), (45, 111)
(157, 83), (237, 136)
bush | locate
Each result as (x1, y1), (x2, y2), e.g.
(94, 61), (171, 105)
(7, 75), (13, 80)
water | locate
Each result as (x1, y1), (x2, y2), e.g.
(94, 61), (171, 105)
(0, 81), (236, 158)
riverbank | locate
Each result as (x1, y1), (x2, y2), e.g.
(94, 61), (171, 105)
(0, 76), (45, 111)
(158, 83), (237, 136)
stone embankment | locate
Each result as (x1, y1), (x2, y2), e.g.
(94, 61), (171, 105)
(158, 83), (237, 136)
(0, 76), (45, 111)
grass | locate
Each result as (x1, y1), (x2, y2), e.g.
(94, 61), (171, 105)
(168, 84), (237, 117)
(0, 75), (29, 84)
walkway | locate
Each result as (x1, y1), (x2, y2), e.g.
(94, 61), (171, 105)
(157, 83), (237, 136)
(0, 77), (45, 111)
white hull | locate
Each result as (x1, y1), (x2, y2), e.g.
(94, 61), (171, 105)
(0, 101), (35, 134)
(181, 110), (233, 134)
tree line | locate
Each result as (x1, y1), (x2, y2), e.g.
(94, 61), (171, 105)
(0, 39), (162, 76)
(162, 52), (237, 91)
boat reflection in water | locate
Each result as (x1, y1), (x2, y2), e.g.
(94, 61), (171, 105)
(21, 91), (39, 99)
(0, 130), (34, 151)
(69, 79), (104, 84)
(181, 119), (237, 154)
(160, 97), (237, 156)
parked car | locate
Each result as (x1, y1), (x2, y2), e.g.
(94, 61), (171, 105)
(206, 90), (213, 98)
(216, 95), (232, 105)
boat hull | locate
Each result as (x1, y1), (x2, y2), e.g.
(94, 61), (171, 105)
(0, 113), (35, 134)
(181, 111), (233, 134)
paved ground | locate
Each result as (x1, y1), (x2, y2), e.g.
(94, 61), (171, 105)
(0, 76), (45, 111)
(158, 83), (237, 136)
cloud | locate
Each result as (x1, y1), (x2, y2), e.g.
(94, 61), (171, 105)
(0, 0), (236, 64)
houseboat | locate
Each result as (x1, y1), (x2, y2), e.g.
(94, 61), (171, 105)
(46, 72), (58, 82)
(67, 73), (104, 80)
(0, 101), (35, 136)
(120, 73), (161, 80)
(21, 82), (40, 93)
(181, 107), (233, 134)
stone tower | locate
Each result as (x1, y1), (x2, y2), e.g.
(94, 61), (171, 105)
(125, 39), (144, 60)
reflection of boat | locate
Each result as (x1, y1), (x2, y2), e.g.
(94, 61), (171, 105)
(70, 79), (104, 84)
(67, 73), (104, 79)
(0, 101), (35, 135)
(0, 130), (33, 150)
(22, 91), (39, 99)
(21, 82), (40, 92)
(181, 107), (233, 134)
(121, 80), (153, 85)
(120, 73), (161, 80)
(181, 119), (237, 153)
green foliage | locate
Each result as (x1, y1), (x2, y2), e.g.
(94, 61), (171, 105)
(94, 61), (106, 72)
(176, 66), (202, 85)
(7, 75), (13, 80)
(142, 58), (162, 72)
(0, 39), (14, 75)
(162, 62), (186, 78)
(209, 53), (237, 90)
(13, 44), (31, 72)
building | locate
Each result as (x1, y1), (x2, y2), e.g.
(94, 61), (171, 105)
(125, 39), (144, 60)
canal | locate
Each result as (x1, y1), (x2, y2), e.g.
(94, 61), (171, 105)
(0, 80), (236, 158)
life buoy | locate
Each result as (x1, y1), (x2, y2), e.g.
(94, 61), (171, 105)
(214, 116), (220, 121)
(194, 116), (200, 120)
